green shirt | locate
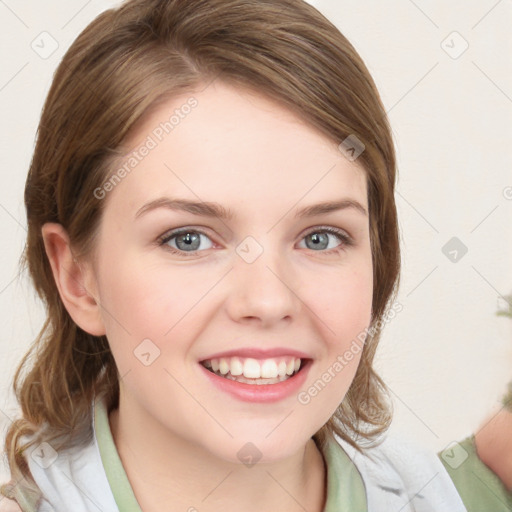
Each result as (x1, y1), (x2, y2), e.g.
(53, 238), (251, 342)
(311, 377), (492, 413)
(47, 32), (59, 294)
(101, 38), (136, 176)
(439, 435), (512, 512)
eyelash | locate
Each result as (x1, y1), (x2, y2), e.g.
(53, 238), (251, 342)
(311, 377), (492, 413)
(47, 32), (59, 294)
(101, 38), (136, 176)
(157, 226), (354, 258)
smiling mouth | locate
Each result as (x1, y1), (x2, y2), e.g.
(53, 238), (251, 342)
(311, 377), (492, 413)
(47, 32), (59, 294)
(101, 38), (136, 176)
(200, 356), (308, 385)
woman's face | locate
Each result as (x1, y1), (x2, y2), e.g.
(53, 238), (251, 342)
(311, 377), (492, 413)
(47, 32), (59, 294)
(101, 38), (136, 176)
(88, 80), (373, 463)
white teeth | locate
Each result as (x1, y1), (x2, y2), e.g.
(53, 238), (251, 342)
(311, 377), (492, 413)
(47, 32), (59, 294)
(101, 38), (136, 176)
(219, 358), (230, 375)
(223, 373), (290, 385)
(201, 355), (304, 381)
(230, 357), (243, 376)
(244, 358), (261, 379)
(261, 359), (278, 379)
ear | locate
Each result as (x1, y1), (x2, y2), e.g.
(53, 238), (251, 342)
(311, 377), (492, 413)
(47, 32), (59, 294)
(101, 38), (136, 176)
(41, 222), (106, 336)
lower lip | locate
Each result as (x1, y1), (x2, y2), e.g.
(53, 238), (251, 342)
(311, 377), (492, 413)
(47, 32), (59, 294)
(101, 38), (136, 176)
(199, 359), (312, 403)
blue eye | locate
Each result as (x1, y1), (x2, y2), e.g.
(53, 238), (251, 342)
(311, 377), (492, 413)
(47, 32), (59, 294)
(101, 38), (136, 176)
(299, 227), (352, 252)
(159, 229), (213, 255)
(158, 226), (352, 257)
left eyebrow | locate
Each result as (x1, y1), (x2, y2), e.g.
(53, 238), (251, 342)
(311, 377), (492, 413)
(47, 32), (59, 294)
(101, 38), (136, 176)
(134, 197), (368, 220)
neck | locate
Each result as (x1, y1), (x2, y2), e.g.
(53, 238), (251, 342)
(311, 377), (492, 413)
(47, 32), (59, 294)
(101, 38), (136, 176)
(108, 398), (326, 512)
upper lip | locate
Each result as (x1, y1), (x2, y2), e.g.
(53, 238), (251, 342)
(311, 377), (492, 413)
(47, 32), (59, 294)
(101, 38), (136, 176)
(199, 348), (312, 361)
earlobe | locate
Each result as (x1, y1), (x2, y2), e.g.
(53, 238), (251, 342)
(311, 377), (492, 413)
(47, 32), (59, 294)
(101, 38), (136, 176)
(41, 222), (106, 336)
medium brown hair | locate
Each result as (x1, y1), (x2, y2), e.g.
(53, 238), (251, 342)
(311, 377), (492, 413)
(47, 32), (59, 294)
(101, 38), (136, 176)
(2, 0), (400, 499)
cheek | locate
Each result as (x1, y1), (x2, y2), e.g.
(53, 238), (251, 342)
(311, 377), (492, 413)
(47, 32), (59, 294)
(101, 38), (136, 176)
(297, 266), (372, 426)
(315, 263), (373, 339)
(95, 253), (216, 344)
(309, 263), (372, 393)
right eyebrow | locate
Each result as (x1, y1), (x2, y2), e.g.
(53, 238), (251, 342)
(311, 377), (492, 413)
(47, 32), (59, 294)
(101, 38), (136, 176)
(135, 197), (235, 221)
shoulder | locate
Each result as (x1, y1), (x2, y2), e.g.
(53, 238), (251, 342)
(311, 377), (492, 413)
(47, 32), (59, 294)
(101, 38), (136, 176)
(353, 431), (445, 473)
(336, 432), (468, 512)
(474, 408), (512, 490)
(439, 433), (512, 511)
(0, 498), (22, 512)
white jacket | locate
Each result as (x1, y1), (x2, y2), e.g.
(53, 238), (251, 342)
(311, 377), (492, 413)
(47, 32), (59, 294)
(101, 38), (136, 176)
(4, 395), (467, 511)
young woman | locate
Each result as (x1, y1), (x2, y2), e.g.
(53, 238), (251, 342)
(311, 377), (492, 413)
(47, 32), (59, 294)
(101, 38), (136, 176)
(0, 0), (466, 510)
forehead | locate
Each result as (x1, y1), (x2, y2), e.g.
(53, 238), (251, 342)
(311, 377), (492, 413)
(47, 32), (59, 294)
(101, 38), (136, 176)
(104, 81), (367, 219)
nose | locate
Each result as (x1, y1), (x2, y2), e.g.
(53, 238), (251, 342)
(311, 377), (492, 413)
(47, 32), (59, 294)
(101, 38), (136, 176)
(224, 239), (301, 327)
